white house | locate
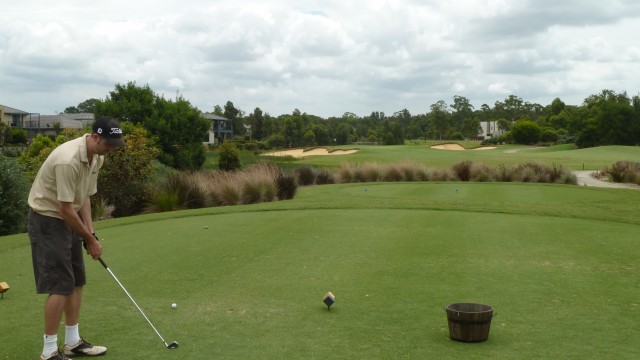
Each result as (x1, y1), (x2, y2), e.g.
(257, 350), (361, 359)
(478, 121), (504, 139)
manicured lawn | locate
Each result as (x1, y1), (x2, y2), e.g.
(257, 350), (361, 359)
(2, 182), (639, 359)
(207, 144), (640, 172)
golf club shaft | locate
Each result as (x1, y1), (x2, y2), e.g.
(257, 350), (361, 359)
(98, 257), (171, 347)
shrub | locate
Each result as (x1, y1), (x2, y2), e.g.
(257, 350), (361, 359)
(470, 164), (496, 182)
(452, 161), (473, 181)
(91, 197), (115, 220)
(337, 163), (357, 183)
(510, 120), (542, 145)
(244, 141), (259, 151)
(495, 164), (513, 182)
(382, 164), (405, 182)
(276, 173), (297, 200)
(211, 172), (243, 206)
(558, 172), (578, 185)
(541, 128), (559, 143)
(294, 166), (316, 186)
(146, 171), (207, 212)
(0, 155), (29, 235)
(356, 163), (382, 182)
(315, 168), (335, 184)
(2, 147), (19, 157)
(602, 161), (640, 184)
(218, 141), (241, 171)
(240, 163), (278, 204)
(414, 166), (430, 181)
(427, 168), (457, 181)
(399, 162), (419, 181)
(266, 133), (286, 148)
(99, 126), (159, 217)
(147, 189), (180, 212)
(510, 162), (575, 184)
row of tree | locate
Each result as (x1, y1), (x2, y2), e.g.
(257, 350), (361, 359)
(59, 82), (640, 171)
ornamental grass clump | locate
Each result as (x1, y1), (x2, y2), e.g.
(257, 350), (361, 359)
(427, 168), (458, 181)
(399, 161), (421, 181)
(240, 163), (278, 204)
(294, 165), (316, 186)
(276, 173), (297, 200)
(603, 161), (640, 184)
(315, 168), (335, 184)
(511, 162), (576, 184)
(146, 171), (209, 212)
(211, 172), (243, 206)
(452, 160), (473, 181)
(381, 163), (404, 182)
(514, 162), (549, 183)
(356, 163), (383, 182)
(469, 164), (496, 182)
(337, 163), (357, 183)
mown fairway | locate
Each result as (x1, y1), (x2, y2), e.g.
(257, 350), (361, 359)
(258, 144), (640, 171)
(2, 182), (639, 359)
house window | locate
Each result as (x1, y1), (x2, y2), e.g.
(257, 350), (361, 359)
(12, 114), (22, 127)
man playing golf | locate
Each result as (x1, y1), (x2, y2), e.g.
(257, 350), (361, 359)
(28, 116), (126, 359)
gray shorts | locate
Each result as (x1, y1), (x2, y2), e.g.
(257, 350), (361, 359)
(28, 209), (86, 295)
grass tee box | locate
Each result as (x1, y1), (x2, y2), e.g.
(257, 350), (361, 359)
(2, 182), (640, 359)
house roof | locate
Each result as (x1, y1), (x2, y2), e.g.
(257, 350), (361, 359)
(38, 115), (84, 129)
(0, 104), (30, 114)
(202, 113), (229, 121)
(62, 112), (94, 121)
(61, 113), (94, 126)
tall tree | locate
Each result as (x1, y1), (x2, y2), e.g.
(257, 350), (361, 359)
(224, 101), (245, 137)
(428, 100), (450, 140)
(96, 82), (209, 170)
(95, 81), (156, 125)
(148, 95), (210, 170)
(248, 107), (265, 140)
(577, 90), (639, 147)
(450, 95), (474, 134)
(78, 98), (100, 113)
(495, 95), (525, 122)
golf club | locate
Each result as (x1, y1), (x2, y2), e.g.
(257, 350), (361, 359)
(97, 257), (179, 350)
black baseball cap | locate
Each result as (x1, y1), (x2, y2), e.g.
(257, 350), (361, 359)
(92, 117), (126, 146)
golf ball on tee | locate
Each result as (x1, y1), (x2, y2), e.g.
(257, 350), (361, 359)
(171, 303), (177, 309)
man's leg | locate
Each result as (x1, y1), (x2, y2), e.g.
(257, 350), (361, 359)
(43, 294), (67, 357)
(64, 286), (82, 346)
(45, 294), (68, 334)
(61, 272), (107, 356)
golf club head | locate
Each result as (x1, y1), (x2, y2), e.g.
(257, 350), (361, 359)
(167, 341), (179, 349)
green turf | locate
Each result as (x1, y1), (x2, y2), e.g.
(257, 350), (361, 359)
(257, 144), (640, 171)
(2, 182), (640, 359)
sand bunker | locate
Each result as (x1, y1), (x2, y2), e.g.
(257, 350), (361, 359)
(431, 144), (497, 151)
(263, 147), (359, 158)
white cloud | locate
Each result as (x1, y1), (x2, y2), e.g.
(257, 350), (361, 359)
(1, 0), (640, 117)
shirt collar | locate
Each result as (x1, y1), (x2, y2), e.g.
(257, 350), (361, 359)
(80, 134), (90, 164)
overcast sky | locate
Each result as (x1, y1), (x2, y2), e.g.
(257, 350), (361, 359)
(2, 0), (639, 118)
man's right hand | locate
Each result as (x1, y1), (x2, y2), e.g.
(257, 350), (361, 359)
(84, 234), (103, 260)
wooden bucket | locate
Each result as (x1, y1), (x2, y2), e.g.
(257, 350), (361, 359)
(445, 303), (494, 342)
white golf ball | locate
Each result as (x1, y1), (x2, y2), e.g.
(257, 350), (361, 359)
(171, 303), (177, 309)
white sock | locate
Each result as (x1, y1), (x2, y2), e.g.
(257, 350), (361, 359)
(42, 334), (58, 358)
(65, 324), (81, 347)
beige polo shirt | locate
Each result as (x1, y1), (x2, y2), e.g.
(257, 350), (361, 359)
(28, 134), (104, 219)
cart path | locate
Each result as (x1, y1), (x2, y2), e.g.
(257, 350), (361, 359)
(572, 171), (640, 190)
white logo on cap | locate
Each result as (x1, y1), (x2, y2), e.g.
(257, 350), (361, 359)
(97, 128), (103, 134)
(109, 128), (122, 135)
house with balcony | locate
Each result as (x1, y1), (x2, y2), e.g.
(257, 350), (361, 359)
(1, 104), (90, 140)
(203, 113), (233, 145)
